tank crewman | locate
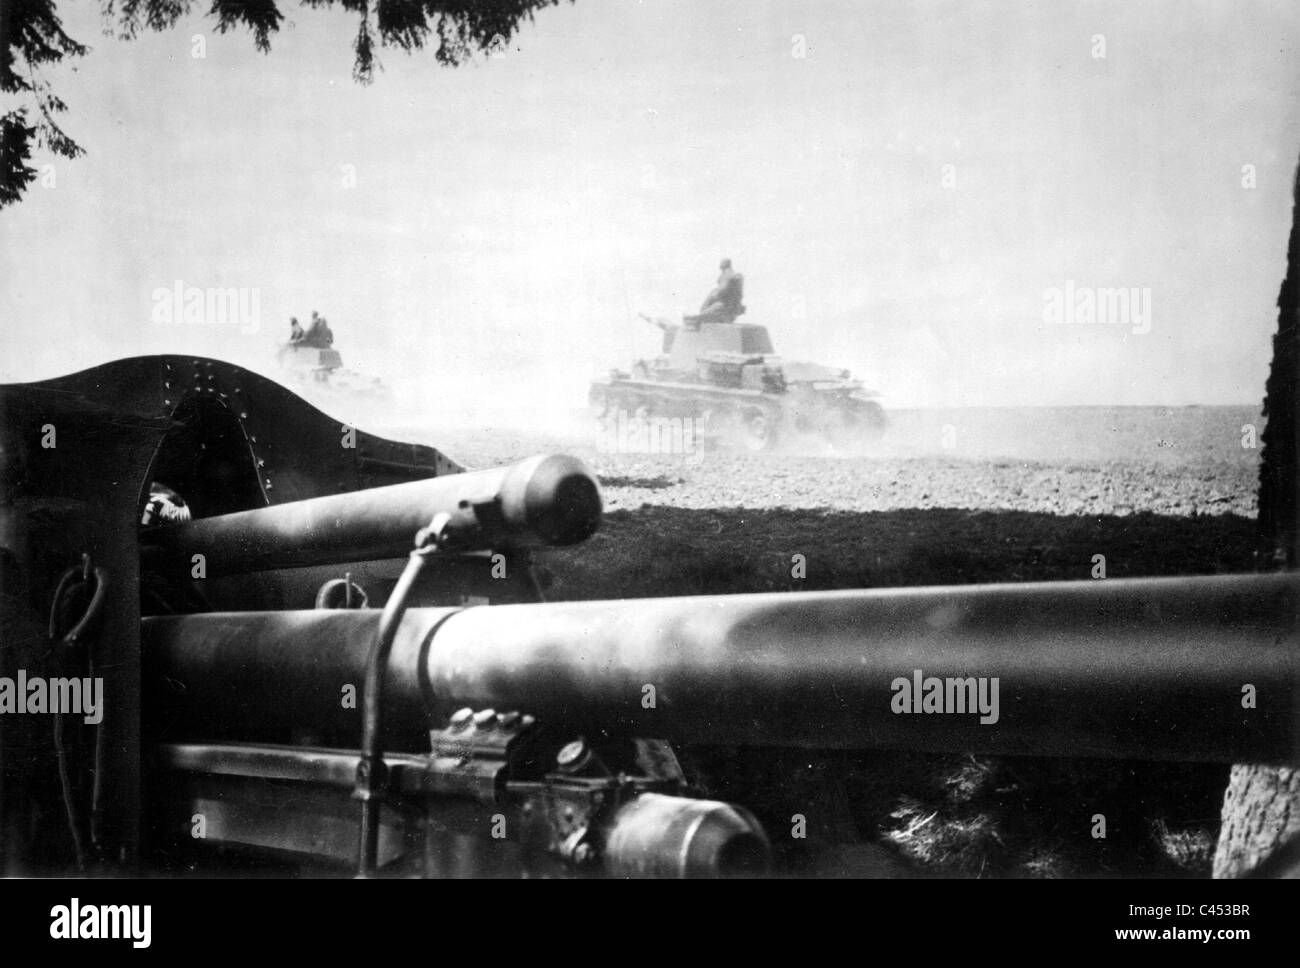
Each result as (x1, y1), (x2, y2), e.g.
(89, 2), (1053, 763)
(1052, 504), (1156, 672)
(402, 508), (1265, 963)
(695, 258), (746, 324)
(303, 311), (334, 349)
(289, 317), (305, 342)
(139, 481), (191, 527)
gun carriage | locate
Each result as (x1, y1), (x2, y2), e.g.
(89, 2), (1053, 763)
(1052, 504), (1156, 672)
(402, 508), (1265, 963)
(1, 357), (1295, 877)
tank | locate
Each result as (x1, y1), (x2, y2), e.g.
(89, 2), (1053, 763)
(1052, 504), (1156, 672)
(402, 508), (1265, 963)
(589, 318), (887, 451)
(276, 339), (394, 409)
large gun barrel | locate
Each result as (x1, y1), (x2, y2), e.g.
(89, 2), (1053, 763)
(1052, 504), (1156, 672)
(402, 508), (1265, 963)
(144, 453), (602, 574)
(143, 572), (1299, 764)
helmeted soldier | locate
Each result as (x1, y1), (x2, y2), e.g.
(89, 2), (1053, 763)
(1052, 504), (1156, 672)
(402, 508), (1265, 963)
(304, 311), (334, 349)
(694, 258), (745, 324)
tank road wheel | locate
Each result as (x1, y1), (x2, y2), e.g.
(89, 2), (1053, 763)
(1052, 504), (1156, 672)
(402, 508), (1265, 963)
(825, 402), (886, 449)
(857, 401), (887, 440)
(824, 409), (860, 450)
(825, 401), (885, 449)
(740, 407), (776, 452)
(697, 408), (716, 448)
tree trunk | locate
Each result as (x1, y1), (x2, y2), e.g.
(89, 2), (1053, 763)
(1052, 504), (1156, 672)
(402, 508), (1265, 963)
(1214, 154), (1300, 878)
(1214, 765), (1300, 877)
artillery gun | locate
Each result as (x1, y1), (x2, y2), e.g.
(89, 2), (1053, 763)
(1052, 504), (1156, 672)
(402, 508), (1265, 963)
(589, 315), (887, 451)
(0, 356), (1296, 878)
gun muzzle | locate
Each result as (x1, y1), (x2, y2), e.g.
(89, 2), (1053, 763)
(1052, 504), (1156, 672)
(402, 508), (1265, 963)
(604, 793), (770, 877)
(145, 453), (601, 574)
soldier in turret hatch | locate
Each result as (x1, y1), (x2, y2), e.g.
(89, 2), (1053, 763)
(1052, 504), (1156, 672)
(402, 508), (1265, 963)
(304, 311), (334, 349)
(695, 258), (745, 324)
(289, 317), (305, 342)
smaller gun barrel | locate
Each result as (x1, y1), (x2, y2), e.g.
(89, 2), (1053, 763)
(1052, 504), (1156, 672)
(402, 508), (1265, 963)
(145, 454), (601, 575)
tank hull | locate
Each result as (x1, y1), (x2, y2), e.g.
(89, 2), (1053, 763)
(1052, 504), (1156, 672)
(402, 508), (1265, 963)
(589, 375), (886, 452)
(276, 342), (395, 408)
(594, 320), (886, 451)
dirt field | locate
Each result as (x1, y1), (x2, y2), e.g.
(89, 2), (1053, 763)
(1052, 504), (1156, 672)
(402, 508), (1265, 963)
(388, 404), (1266, 876)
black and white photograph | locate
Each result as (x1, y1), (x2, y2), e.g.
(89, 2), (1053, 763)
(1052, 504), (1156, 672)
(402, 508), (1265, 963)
(0, 0), (1297, 937)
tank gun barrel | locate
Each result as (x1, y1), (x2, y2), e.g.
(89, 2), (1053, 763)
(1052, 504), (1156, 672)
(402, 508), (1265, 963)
(638, 312), (674, 332)
(143, 572), (1299, 763)
(144, 454), (602, 574)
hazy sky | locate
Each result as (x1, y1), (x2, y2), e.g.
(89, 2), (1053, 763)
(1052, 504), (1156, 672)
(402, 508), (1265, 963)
(1, 0), (1297, 414)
